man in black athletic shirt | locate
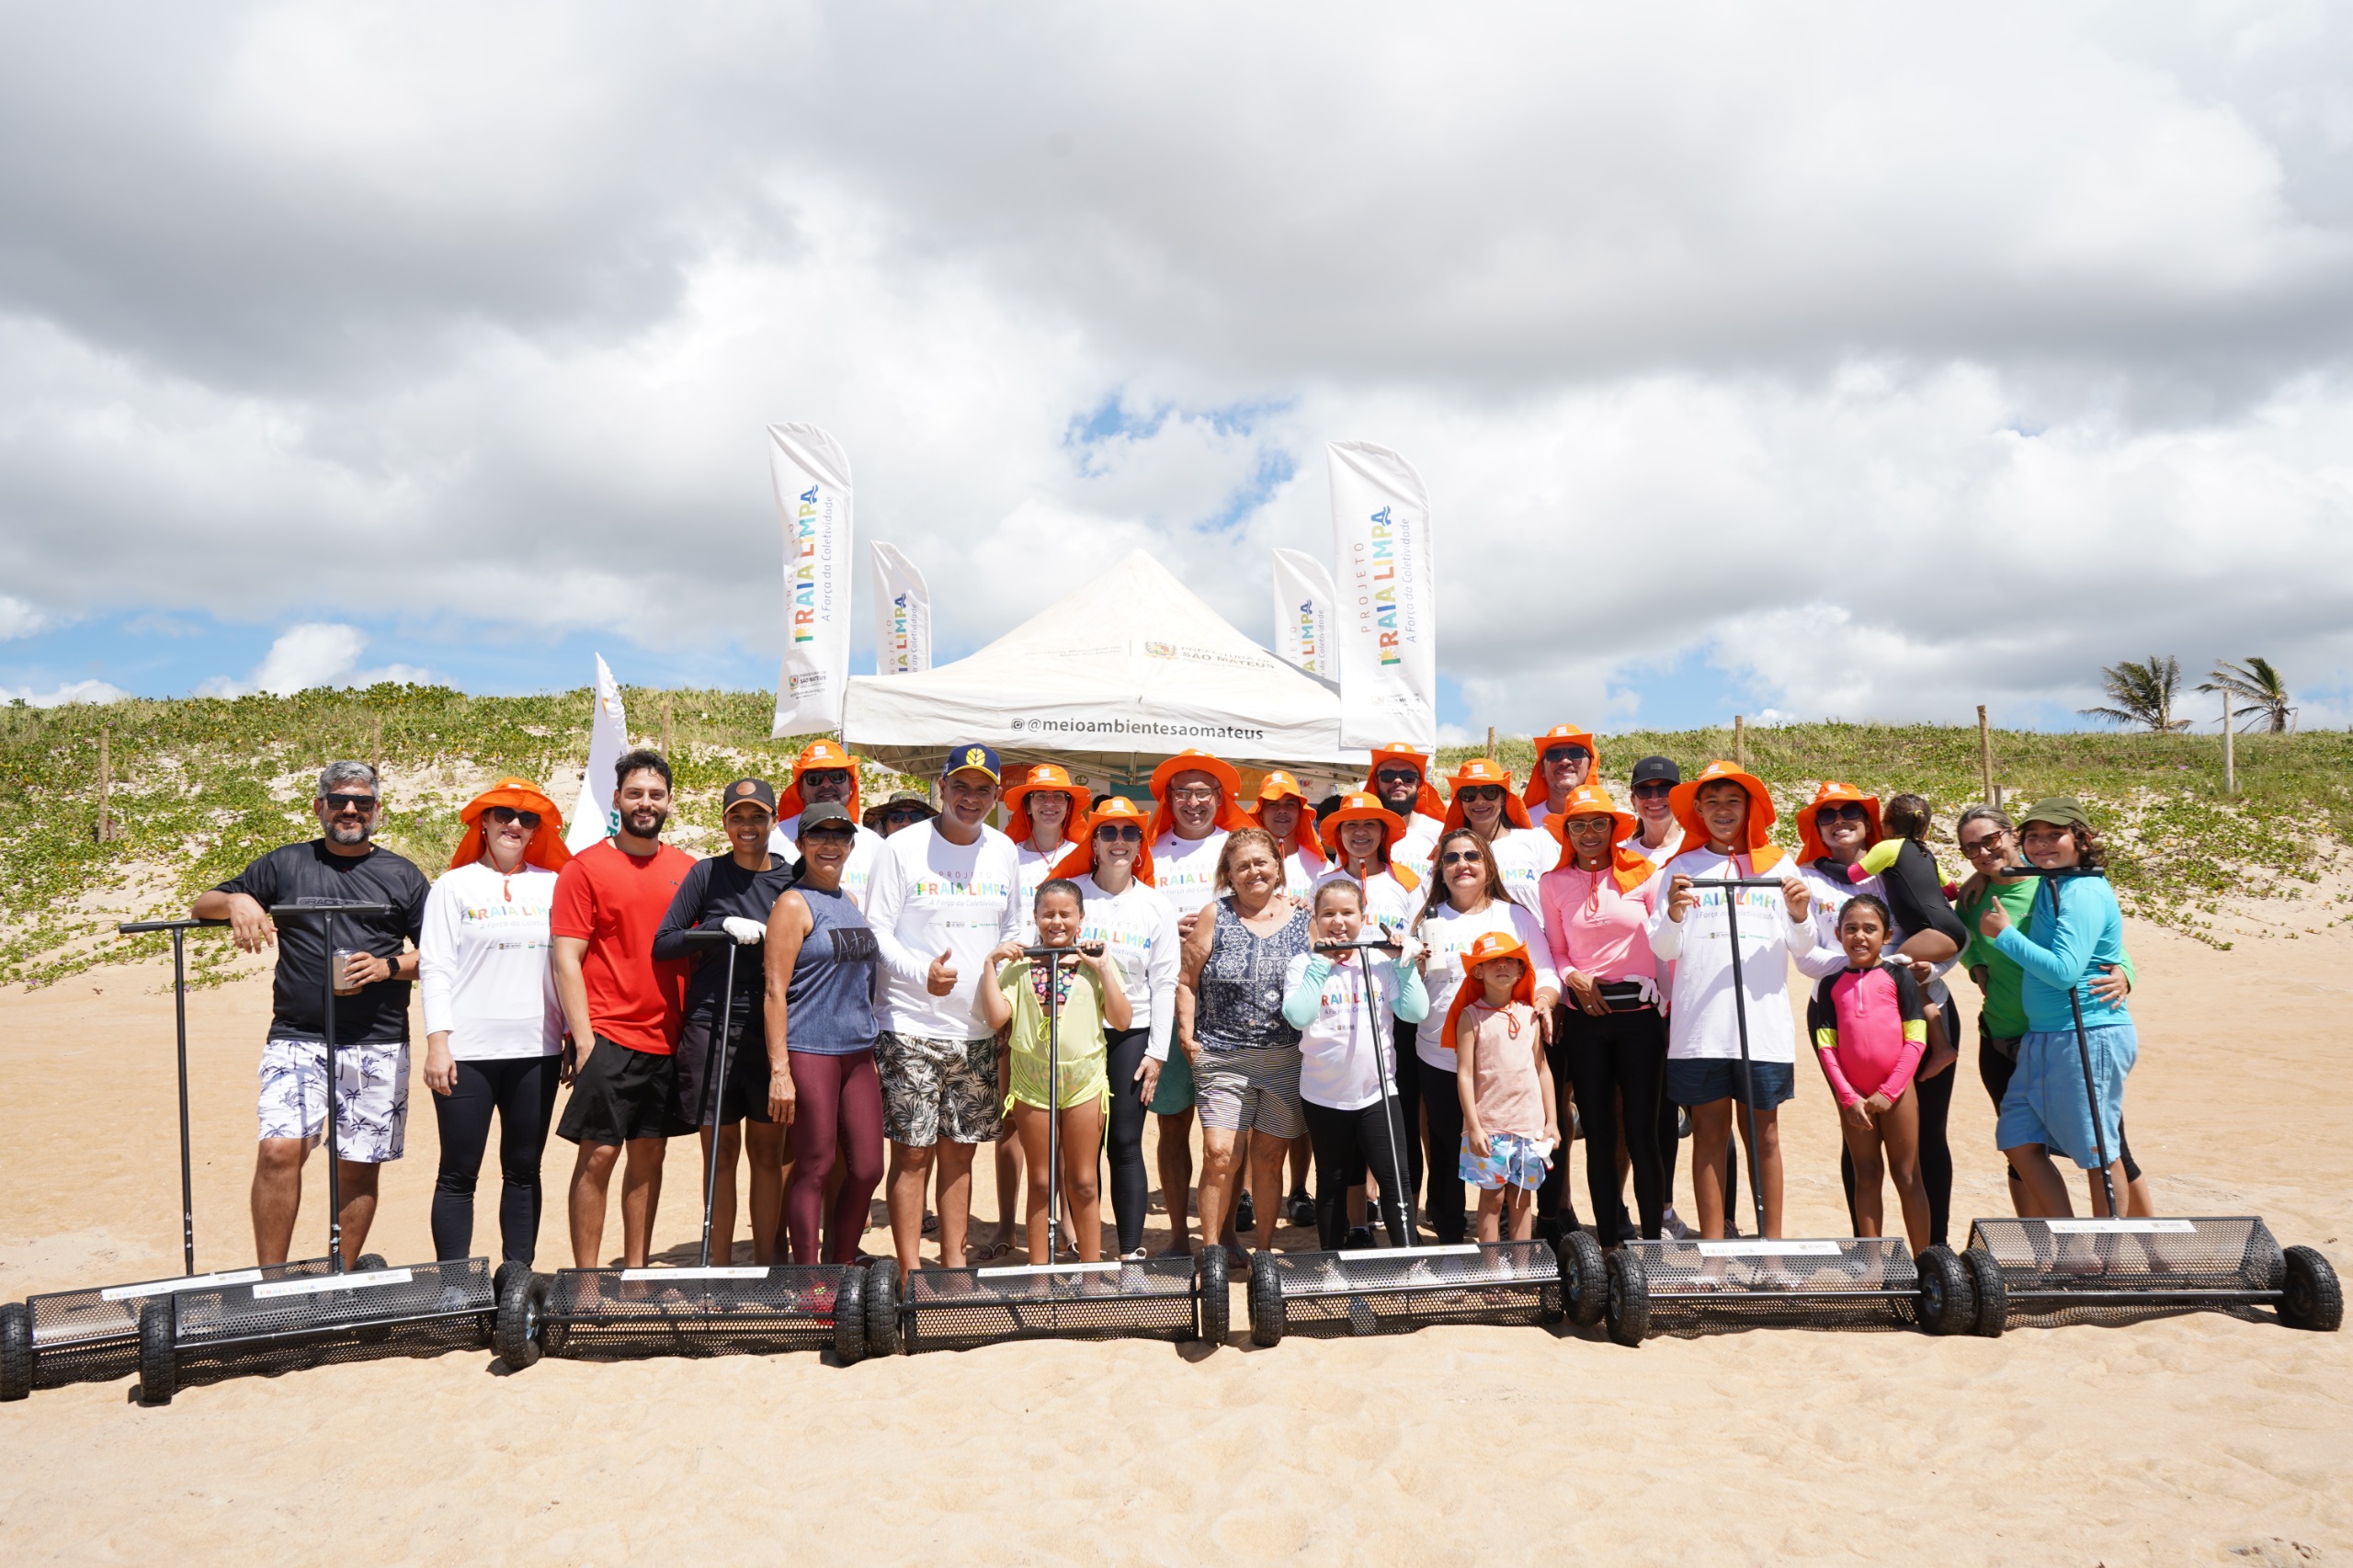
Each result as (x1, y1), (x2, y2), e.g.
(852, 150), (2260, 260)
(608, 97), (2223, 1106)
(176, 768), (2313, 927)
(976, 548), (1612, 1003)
(194, 761), (430, 1266)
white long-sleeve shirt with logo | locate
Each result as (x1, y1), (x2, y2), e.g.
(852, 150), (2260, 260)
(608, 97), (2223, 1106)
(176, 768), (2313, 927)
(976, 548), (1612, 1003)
(1645, 848), (1836, 1064)
(417, 861), (564, 1060)
(1071, 874), (1182, 1062)
(863, 819), (1025, 1040)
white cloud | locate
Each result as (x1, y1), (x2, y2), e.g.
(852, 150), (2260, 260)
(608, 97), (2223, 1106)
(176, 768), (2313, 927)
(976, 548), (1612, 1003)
(199, 622), (436, 697)
(0, 596), (47, 640)
(1, 6), (2351, 727)
(2, 678), (125, 707)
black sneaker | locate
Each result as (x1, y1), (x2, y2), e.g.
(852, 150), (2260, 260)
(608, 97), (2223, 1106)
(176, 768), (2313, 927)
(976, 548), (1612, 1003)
(1284, 1192), (1316, 1227)
(1235, 1192), (1256, 1233)
(1345, 1225), (1375, 1250)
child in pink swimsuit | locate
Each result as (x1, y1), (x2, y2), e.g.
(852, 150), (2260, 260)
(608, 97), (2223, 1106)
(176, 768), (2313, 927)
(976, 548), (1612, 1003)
(1806, 893), (1931, 1251)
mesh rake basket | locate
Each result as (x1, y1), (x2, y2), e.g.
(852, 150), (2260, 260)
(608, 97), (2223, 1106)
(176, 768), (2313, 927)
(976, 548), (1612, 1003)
(1965, 1216), (2293, 1332)
(508, 1263), (865, 1366)
(13, 1259), (337, 1393)
(138, 1257), (495, 1403)
(1247, 1241), (1571, 1346)
(893, 1256), (1207, 1353)
(1605, 1237), (1921, 1343)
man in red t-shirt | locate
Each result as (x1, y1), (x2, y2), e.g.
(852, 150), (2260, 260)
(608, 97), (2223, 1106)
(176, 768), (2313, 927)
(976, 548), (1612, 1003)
(552, 749), (696, 1267)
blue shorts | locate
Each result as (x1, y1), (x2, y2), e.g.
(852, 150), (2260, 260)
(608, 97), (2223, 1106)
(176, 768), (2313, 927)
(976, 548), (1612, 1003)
(1665, 1056), (1795, 1110)
(1996, 1022), (2136, 1170)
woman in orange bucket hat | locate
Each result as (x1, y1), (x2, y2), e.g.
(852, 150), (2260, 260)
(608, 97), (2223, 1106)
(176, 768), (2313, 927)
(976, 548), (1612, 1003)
(1248, 769), (1328, 901)
(420, 778), (571, 1268)
(1003, 763), (1088, 901)
(1647, 760), (1828, 1240)
(1438, 756), (1552, 915)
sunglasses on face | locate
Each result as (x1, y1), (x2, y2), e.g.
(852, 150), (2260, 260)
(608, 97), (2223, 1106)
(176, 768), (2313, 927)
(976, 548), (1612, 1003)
(1541, 747), (1591, 767)
(801, 770), (850, 788)
(322, 793), (378, 813)
(1440, 849), (1485, 867)
(1456, 785), (1505, 802)
(1374, 768), (1421, 786)
(882, 807), (927, 823)
(483, 806), (540, 829)
(1095, 824), (1143, 842)
(801, 826), (856, 844)
(1815, 803), (1870, 826)
(1563, 816), (1614, 835)
(1960, 835), (2008, 858)
(1169, 786), (1222, 803)
(1631, 781), (1672, 799)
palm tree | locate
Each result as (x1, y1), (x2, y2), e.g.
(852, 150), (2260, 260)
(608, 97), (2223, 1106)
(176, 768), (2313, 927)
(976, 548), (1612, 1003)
(2080, 655), (2190, 732)
(2198, 656), (2296, 733)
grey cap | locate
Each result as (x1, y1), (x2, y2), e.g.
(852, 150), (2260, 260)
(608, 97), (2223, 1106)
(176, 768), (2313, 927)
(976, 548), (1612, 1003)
(795, 800), (858, 835)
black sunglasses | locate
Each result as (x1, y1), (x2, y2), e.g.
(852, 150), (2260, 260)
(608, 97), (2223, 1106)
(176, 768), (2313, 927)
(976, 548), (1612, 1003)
(1373, 767), (1422, 785)
(1455, 785), (1505, 802)
(1439, 848), (1485, 866)
(1815, 803), (1870, 825)
(1095, 823), (1143, 842)
(1540, 746), (1591, 766)
(1630, 781), (1673, 798)
(322, 793), (378, 812)
(801, 825), (857, 842)
(483, 806), (540, 829)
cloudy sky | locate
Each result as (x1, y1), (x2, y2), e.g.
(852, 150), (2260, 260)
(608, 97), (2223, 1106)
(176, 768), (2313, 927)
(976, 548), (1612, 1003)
(5, 2), (2351, 735)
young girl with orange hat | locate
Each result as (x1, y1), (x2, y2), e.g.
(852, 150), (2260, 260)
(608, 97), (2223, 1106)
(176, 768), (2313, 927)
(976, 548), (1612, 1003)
(1004, 763), (1087, 902)
(420, 778), (572, 1267)
(1449, 932), (1561, 1244)
(1054, 797), (1180, 1260)
(1537, 785), (1670, 1244)
(1645, 760), (1830, 1241)
(1438, 757), (1552, 915)
(1409, 828), (1559, 1244)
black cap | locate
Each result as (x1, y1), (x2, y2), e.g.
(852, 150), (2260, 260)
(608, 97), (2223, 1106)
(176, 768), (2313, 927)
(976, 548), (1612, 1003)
(722, 778), (777, 813)
(796, 800), (858, 835)
(1630, 756), (1680, 787)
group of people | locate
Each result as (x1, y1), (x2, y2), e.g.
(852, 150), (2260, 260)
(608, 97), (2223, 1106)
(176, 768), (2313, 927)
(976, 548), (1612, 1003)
(193, 729), (2147, 1280)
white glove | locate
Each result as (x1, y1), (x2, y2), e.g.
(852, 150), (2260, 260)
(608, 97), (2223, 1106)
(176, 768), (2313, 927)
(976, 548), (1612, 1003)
(1632, 974), (1663, 1008)
(722, 916), (767, 946)
(1392, 935), (1426, 971)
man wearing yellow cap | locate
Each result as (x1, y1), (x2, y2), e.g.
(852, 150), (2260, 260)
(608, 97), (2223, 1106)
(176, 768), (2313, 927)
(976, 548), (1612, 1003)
(767, 740), (890, 910)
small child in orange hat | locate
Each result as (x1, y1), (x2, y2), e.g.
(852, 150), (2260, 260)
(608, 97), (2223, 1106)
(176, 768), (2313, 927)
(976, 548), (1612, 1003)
(1451, 934), (1561, 1243)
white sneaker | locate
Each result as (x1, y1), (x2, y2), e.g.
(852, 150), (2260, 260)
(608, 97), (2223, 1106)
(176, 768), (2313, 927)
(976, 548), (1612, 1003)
(1661, 1208), (1693, 1241)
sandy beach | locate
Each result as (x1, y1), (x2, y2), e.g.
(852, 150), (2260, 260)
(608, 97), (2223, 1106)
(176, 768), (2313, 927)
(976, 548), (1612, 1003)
(2, 915), (2347, 1564)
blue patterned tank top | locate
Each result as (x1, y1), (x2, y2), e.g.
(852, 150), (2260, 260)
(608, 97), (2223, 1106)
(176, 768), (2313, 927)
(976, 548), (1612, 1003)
(1194, 894), (1310, 1054)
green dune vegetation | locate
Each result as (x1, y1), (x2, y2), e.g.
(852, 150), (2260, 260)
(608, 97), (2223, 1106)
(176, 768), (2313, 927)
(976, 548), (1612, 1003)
(3, 686), (2347, 989)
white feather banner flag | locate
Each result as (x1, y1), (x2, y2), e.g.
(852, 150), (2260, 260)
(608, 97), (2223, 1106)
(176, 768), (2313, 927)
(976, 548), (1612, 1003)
(768, 423), (855, 736)
(1327, 440), (1437, 750)
(1270, 547), (1337, 678)
(870, 540), (932, 676)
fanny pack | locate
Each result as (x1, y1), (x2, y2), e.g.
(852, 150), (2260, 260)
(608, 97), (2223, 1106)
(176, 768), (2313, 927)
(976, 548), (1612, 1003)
(1598, 981), (1655, 1014)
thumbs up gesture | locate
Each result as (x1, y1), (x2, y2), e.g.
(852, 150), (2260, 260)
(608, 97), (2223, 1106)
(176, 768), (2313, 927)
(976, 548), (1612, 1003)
(926, 948), (959, 997)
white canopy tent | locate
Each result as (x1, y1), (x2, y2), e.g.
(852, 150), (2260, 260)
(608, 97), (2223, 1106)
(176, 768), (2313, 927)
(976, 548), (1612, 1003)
(842, 550), (1370, 800)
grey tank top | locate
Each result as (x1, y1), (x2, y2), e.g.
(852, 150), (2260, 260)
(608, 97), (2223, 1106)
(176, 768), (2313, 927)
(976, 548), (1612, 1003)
(1195, 894), (1310, 1054)
(784, 882), (880, 1055)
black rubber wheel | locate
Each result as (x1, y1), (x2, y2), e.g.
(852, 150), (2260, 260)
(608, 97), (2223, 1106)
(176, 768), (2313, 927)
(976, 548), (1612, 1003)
(354, 1253), (388, 1273)
(1915, 1245), (1977, 1336)
(1246, 1253), (1286, 1348)
(831, 1266), (868, 1365)
(1604, 1248), (1650, 1347)
(136, 1295), (177, 1407)
(1195, 1246), (1230, 1346)
(492, 1260), (531, 1301)
(0, 1301), (32, 1402)
(864, 1260), (902, 1358)
(1559, 1231), (1607, 1328)
(493, 1270), (544, 1371)
(2279, 1246), (2344, 1333)
(1963, 1245), (2007, 1338)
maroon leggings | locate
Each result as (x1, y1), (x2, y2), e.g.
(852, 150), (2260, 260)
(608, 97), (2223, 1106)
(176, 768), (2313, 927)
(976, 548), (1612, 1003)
(787, 1049), (885, 1264)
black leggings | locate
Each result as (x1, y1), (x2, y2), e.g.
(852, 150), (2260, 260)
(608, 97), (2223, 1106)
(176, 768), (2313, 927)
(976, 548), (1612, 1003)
(1841, 1056), (1956, 1246)
(431, 1055), (562, 1265)
(1418, 1059), (1467, 1244)
(1392, 1019), (1425, 1221)
(1559, 1006), (1667, 1242)
(1302, 1096), (1411, 1248)
(1104, 1028), (1153, 1254)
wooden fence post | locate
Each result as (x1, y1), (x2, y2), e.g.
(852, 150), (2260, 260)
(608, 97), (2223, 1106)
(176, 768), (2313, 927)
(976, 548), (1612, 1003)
(96, 723), (113, 844)
(1484, 725), (1495, 760)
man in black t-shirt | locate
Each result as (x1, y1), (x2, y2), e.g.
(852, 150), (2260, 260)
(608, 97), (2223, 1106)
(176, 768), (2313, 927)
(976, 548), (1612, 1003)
(194, 761), (430, 1267)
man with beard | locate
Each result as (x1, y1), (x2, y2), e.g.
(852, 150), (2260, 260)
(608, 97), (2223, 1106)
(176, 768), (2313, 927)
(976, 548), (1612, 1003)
(551, 750), (697, 1267)
(196, 761), (432, 1266)
(1361, 743), (1445, 884)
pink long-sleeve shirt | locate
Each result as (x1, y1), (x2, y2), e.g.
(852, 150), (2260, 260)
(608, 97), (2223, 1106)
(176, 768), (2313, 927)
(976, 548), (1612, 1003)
(1539, 862), (1662, 985)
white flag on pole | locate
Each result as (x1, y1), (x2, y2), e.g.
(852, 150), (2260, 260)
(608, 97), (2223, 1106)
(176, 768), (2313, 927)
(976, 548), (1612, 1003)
(566, 653), (630, 851)
(1269, 547), (1337, 678)
(870, 540), (932, 676)
(1328, 441), (1438, 750)
(767, 423), (854, 737)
